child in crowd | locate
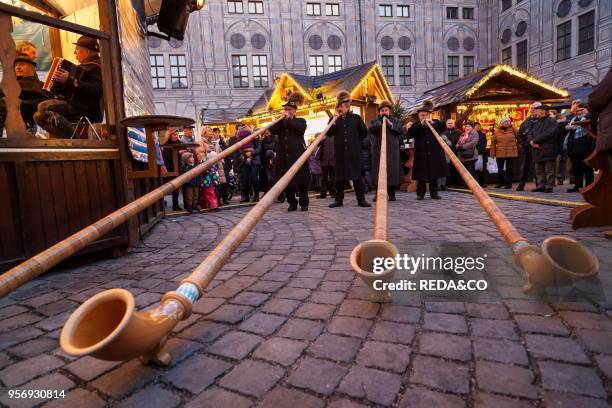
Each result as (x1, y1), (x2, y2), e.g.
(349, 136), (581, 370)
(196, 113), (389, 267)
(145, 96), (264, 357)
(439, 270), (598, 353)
(236, 148), (254, 202)
(179, 152), (202, 213)
(200, 144), (220, 209)
(208, 144), (229, 205)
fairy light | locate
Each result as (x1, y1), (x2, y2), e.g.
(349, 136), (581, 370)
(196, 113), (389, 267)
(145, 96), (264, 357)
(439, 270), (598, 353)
(265, 73), (313, 111)
(350, 63), (393, 102)
(466, 65), (569, 98)
(458, 103), (531, 112)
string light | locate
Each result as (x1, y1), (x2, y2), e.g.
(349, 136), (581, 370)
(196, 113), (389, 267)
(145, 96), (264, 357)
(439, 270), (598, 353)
(265, 73), (312, 111)
(457, 103), (531, 112)
(466, 64), (569, 98)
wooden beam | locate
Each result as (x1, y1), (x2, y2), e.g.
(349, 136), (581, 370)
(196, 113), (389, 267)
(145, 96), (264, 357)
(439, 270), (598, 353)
(0, 13), (27, 138)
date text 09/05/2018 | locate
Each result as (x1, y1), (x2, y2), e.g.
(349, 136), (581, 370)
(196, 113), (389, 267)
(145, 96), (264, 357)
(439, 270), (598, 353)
(373, 279), (488, 291)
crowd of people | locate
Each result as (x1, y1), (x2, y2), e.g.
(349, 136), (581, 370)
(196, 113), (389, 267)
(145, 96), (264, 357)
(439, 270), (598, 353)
(0, 36), (103, 138)
(163, 90), (598, 213)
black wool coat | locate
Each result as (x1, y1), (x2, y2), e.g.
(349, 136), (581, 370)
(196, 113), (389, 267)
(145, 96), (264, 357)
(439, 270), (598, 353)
(408, 120), (449, 181)
(369, 116), (402, 186)
(529, 116), (559, 162)
(327, 112), (368, 182)
(62, 55), (103, 121)
(269, 117), (310, 187)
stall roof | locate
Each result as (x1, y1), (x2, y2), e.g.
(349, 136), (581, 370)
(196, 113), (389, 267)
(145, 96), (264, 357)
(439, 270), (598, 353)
(552, 84), (594, 109)
(407, 64), (569, 113)
(201, 108), (250, 125)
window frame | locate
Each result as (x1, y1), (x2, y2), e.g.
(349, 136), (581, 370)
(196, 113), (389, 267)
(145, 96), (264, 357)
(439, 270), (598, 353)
(247, 0), (264, 14)
(306, 2), (321, 16)
(462, 7), (474, 20)
(501, 0), (512, 12)
(378, 4), (393, 17)
(463, 56), (475, 76)
(516, 40), (528, 69)
(325, 3), (340, 16)
(556, 20), (572, 61)
(446, 6), (459, 19)
(169, 54), (188, 89)
(150, 54), (166, 89)
(228, 0), (244, 14)
(309, 55), (325, 76)
(397, 4), (410, 17)
(398, 55), (412, 86)
(578, 10), (595, 55)
(501, 46), (512, 65)
(447, 55), (460, 81)
(328, 55), (343, 73)
(252, 54), (269, 88)
(381, 55), (395, 86)
(232, 54), (249, 88)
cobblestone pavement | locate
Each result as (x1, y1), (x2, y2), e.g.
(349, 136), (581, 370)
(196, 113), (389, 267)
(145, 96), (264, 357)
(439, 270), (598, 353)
(1, 190), (611, 408)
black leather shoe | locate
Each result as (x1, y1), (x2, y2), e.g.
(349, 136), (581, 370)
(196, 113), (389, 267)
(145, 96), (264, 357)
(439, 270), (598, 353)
(389, 196), (397, 201)
(357, 200), (371, 207)
(329, 201), (343, 208)
(288, 204), (298, 212)
(430, 195), (442, 200)
(417, 195), (424, 200)
(316, 194), (327, 199)
(544, 188), (553, 193)
(300, 205), (308, 211)
(516, 184), (525, 191)
(531, 188), (545, 192)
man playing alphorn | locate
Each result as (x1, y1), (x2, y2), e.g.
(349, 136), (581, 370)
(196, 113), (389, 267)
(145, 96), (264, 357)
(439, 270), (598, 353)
(368, 100), (402, 201)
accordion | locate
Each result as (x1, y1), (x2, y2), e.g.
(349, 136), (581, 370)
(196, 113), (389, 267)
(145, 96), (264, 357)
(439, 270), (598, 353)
(43, 58), (84, 99)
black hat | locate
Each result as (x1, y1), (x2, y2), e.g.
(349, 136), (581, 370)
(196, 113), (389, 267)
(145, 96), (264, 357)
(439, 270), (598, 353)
(14, 53), (36, 68)
(73, 36), (99, 53)
(533, 104), (550, 111)
(378, 100), (393, 111)
(417, 100), (434, 113)
(283, 91), (305, 110)
(183, 125), (195, 129)
(336, 90), (351, 108)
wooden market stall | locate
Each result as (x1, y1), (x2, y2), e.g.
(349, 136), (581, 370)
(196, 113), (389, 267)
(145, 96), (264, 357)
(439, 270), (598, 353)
(0, 0), (200, 271)
(407, 64), (569, 139)
(235, 61), (394, 140)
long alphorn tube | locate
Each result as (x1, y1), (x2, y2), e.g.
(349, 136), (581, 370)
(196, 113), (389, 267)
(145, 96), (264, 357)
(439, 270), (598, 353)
(60, 116), (339, 364)
(0, 118), (282, 298)
(425, 121), (599, 293)
(350, 117), (398, 302)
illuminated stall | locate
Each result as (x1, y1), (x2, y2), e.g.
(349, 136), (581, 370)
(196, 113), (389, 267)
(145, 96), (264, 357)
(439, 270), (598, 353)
(232, 61), (394, 141)
(408, 65), (569, 141)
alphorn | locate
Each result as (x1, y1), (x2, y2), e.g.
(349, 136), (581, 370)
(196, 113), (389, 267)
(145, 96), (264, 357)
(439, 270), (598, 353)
(60, 116), (339, 364)
(350, 117), (399, 302)
(425, 121), (599, 294)
(0, 117), (282, 298)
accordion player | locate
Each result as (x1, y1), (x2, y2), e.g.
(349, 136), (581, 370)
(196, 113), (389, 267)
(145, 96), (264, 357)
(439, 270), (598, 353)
(43, 58), (85, 101)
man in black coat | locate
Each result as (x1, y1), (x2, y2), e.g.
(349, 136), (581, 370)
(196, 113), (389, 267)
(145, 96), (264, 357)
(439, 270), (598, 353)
(34, 36), (103, 138)
(407, 100), (448, 200)
(529, 104), (559, 193)
(268, 92), (310, 211)
(441, 119), (462, 187)
(516, 102), (541, 191)
(327, 91), (371, 208)
(369, 100), (402, 201)
(566, 104), (595, 192)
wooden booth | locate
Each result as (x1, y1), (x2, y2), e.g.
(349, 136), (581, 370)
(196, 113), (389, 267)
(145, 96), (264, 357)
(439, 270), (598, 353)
(234, 61), (394, 141)
(0, 0), (200, 271)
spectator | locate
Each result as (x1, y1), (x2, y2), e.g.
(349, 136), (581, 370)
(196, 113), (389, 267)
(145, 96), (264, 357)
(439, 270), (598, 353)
(437, 129), (453, 190)
(554, 111), (569, 185)
(179, 152), (202, 213)
(208, 144), (229, 205)
(260, 129), (277, 193)
(474, 123), (488, 187)
(199, 145), (219, 209)
(162, 128), (183, 211)
(309, 138), (322, 192)
(441, 118), (462, 187)
(317, 130), (335, 199)
(566, 104), (595, 192)
(490, 117), (518, 189)
(516, 102), (541, 191)
(181, 125), (196, 144)
(456, 122), (480, 180)
(16, 41), (37, 61)
(529, 104), (558, 193)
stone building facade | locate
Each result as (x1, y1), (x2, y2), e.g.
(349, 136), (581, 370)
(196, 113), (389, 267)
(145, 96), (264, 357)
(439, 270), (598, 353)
(147, 0), (611, 121)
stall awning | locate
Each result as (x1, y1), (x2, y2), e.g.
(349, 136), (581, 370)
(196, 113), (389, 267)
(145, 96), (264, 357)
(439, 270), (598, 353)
(407, 65), (569, 113)
(200, 108), (250, 125)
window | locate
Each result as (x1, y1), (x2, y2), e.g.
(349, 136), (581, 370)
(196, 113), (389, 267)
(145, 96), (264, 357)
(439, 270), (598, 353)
(397, 5), (410, 17)
(248, 1), (263, 14)
(516, 40), (528, 69)
(463, 56), (475, 76)
(309, 55), (324, 76)
(447, 56), (459, 80)
(381, 56), (395, 86)
(379, 4), (392, 17)
(169, 54), (188, 89)
(306, 2), (321, 15)
(232, 55), (248, 88)
(501, 0), (512, 11)
(446, 7), (458, 19)
(501, 47), (512, 64)
(150, 54), (165, 89)
(557, 21), (572, 61)
(462, 7), (474, 19)
(578, 11), (595, 55)
(399, 56), (411, 86)
(252, 55), (268, 87)
(228, 0), (243, 13)
(325, 3), (340, 16)
(328, 55), (342, 73)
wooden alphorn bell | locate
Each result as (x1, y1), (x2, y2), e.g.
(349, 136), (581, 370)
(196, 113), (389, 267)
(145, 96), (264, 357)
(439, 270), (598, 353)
(60, 116), (339, 365)
(425, 121), (599, 294)
(0, 118), (282, 298)
(350, 117), (399, 302)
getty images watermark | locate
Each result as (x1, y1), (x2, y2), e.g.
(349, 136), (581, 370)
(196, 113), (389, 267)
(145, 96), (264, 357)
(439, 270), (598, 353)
(372, 253), (489, 292)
